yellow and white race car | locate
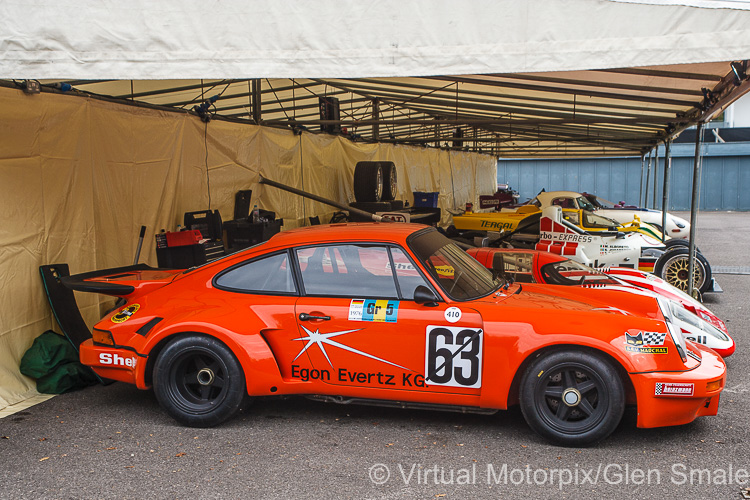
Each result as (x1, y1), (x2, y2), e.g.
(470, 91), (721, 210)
(528, 190), (690, 240)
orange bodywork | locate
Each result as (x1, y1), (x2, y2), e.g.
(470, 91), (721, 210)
(77, 223), (725, 429)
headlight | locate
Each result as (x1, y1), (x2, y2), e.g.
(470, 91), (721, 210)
(670, 216), (686, 229)
(657, 297), (688, 362)
(669, 302), (730, 342)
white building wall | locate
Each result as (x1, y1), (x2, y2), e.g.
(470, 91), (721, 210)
(728, 93), (750, 127)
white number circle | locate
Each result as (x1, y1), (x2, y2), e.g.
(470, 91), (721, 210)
(444, 307), (462, 323)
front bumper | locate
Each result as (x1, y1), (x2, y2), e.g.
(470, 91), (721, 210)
(631, 343), (726, 428)
(80, 339), (146, 386)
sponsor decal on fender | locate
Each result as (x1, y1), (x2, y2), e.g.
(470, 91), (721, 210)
(655, 382), (694, 396)
(624, 331), (668, 354)
(112, 304), (140, 323)
(480, 220), (516, 231)
(99, 352), (137, 368)
(540, 232), (593, 243)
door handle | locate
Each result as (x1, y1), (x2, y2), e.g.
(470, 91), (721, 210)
(298, 313), (331, 321)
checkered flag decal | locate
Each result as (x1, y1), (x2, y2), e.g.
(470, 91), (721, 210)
(642, 332), (667, 346)
(655, 383), (664, 395)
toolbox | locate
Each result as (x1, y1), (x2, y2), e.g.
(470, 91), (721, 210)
(413, 191), (439, 208)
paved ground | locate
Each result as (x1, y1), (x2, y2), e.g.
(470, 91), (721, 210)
(1, 211), (750, 499)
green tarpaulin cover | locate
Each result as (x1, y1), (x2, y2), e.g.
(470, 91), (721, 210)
(20, 331), (98, 394)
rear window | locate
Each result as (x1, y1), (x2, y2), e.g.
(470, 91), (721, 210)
(214, 252), (296, 294)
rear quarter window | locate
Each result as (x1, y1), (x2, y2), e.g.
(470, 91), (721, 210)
(214, 252), (296, 294)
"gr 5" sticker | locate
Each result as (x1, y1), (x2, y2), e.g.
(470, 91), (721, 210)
(425, 325), (483, 388)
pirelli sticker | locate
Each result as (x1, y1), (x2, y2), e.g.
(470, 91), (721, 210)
(348, 299), (399, 323)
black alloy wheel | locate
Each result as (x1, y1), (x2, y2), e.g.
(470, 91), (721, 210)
(153, 335), (246, 427)
(520, 350), (625, 446)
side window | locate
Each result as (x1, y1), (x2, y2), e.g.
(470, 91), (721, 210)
(214, 252), (296, 294)
(296, 245), (399, 298)
(389, 247), (430, 300)
(552, 197), (574, 209)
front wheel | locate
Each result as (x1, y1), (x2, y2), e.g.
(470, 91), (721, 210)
(654, 247), (711, 294)
(153, 335), (246, 427)
(519, 350), (625, 446)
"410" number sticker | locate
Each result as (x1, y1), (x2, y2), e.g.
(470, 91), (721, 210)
(424, 325), (483, 388)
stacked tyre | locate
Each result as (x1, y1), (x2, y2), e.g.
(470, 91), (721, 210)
(350, 161), (399, 213)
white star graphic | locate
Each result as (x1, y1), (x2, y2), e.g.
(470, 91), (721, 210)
(293, 325), (409, 370)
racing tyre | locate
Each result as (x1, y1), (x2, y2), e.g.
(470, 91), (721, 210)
(654, 247), (711, 294)
(663, 238), (700, 254)
(353, 162), (384, 202)
(153, 335), (246, 427)
(381, 162), (398, 201)
(519, 350), (625, 446)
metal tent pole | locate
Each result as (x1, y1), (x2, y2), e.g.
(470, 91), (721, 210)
(652, 144), (660, 209)
(644, 149), (653, 207)
(660, 139), (672, 242)
(638, 154), (645, 207)
(688, 122), (705, 297)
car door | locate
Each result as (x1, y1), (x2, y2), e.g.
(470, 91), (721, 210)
(291, 243), (483, 398)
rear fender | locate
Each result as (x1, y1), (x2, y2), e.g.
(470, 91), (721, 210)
(139, 322), (284, 396)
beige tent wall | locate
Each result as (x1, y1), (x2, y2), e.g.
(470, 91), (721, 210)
(0, 87), (496, 409)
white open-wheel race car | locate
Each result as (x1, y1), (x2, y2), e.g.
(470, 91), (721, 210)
(450, 205), (719, 296)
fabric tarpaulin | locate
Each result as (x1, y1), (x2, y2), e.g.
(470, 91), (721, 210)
(0, 86), (496, 409)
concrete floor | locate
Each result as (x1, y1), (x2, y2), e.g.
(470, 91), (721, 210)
(1, 211), (749, 499)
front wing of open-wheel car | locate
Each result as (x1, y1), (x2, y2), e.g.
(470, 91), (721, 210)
(64, 223), (726, 447)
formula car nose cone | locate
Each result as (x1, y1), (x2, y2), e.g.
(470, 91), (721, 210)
(197, 368), (215, 386)
(562, 388), (582, 407)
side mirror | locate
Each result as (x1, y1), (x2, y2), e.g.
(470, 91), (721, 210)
(414, 285), (439, 307)
(616, 231), (625, 239)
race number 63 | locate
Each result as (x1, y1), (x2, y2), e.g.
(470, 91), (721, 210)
(425, 325), (483, 388)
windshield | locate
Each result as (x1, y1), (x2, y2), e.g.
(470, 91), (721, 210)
(581, 210), (619, 229)
(540, 259), (620, 286)
(409, 229), (503, 300)
(594, 196), (618, 208)
(576, 196), (597, 212)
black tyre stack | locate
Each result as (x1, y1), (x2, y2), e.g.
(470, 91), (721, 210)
(350, 161), (400, 220)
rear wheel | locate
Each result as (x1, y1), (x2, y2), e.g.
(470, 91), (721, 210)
(153, 335), (246, 427)
(654, 247), (711, 294)
(519, 350), (625, 446)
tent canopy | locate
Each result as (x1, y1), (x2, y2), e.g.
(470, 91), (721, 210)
(3, 0), (750, 157)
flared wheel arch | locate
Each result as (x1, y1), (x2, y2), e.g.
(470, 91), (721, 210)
(506, 344), (636, 409)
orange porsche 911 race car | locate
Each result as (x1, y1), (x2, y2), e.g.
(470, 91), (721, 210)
(64, 223), (726, 446)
